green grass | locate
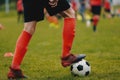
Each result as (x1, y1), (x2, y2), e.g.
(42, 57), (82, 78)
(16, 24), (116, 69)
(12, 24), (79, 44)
(0, 11), (120, 80)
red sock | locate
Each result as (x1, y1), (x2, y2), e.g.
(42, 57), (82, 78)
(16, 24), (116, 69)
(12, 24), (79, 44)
(62, 18), (76, 58)
(11, 31), (32, 69)
(93, 15), (99, 26)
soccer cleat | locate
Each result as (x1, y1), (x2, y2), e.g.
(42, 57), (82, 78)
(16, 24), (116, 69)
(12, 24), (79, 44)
(7, 67), (27, 79)
(61, 54), (86, 67)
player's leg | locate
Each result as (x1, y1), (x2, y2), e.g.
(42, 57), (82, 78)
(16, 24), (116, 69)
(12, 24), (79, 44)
(60, 8), (86, 67)
(8, 16), (37, 80)
(17, 11), (20, 23)
(79, 5), (86, 22)
(105, 9), (112, 18)
(7, 0), (44, 79)
(59, 7), (76, 56)
(19, 11), (24, 22)
(91, 6), (101, 32)
(8, 15), (37, 80)
(46, 0), (86, 67)
(92, 15), (100, 32)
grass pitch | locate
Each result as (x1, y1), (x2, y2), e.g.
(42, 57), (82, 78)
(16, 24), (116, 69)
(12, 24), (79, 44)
(0, 11), (120, 80)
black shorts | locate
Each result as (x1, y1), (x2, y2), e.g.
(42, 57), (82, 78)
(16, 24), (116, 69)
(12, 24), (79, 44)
(91, 6), (101, 15)
(23, 0), (70, 22)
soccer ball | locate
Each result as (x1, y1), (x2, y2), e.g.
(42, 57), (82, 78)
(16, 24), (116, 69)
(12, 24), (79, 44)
(70, 59), (91, 76)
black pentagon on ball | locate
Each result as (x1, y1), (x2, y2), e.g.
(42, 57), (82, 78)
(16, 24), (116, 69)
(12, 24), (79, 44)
(70, 65), (73, 71)
(85, 71), (90, 76)
(86, 61), (90, 66)
(77, 65), (83, 71)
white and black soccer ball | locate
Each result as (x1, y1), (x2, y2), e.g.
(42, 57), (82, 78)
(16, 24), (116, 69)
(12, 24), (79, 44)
(70, 59), (91, 76)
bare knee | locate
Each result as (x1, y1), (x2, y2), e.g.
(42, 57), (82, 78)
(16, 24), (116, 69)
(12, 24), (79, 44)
(24, 21), (37, 35)
(60, 7), (75, 18)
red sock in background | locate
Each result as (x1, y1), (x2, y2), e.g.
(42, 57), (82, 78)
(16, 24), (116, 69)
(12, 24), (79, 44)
(46, 16), (59, 25)
(62, 18), (76, 58)
(11, 31), (32, 69)
(93, 15), (99, 26)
